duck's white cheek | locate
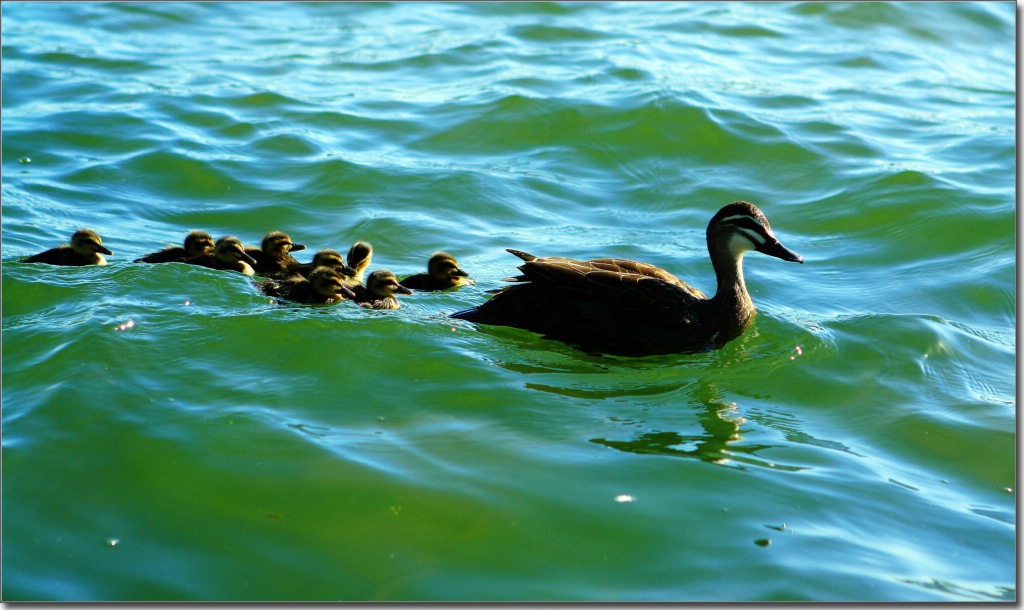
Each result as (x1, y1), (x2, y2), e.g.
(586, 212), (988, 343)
(727, 231), (761, 256)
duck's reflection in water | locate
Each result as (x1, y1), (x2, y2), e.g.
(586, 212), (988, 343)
(591, 398), (804, 471)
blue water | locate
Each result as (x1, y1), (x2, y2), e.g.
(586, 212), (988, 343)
(1, 1), (1016, 602)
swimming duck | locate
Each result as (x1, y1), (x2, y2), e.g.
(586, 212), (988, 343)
(400, 251), (472, 291)
(346, 241), (373, 282)
(258, 266), (356, 304)
(276, 248), (359, 283)
(135, 230), (214, 263)
(245, 231), (307, 274)
(183, 236), (258, 275)
(24, 228), (113, 266)
(450, 201), (803, 356)
(352, 269), (413, 310)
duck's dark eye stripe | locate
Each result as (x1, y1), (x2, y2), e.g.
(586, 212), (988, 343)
(720, 215), (769, 240)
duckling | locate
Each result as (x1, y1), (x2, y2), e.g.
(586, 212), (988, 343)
(346, 241), (373, 283)
(258, 266), (356, 304)
(135, 230), (214, 263)
(183, 236), (258, 275)
(352, 269), (413, 310)
(275, 248), (359, 283)
(400, 251), (472, 291)
(451, 201), (803, 356)
(244, 231), (307, 274)
(24, 228), (113, 266)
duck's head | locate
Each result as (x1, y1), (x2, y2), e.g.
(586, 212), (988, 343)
(184, 230), (215, 257)
(71, 229), (113, 257)
(310, 266), (357, 300)
(367, 269), (413, 298)
(347, 241), (373, 273)
(707, 201), (803, 264)
(262, 231), (305, 259)
(427, 251), (471, 287)
(313, 249), (360, 284)
(215, 236), (258, 265)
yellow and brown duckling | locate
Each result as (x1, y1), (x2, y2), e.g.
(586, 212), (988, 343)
(24, 228), (113, 266)
(352, 269), (413, 310)
(346, 241), (373, 283)
(400, 251), (472, 291)
(183, 236), (258, 275)
(451, 201), (803, 356)
(135, 230), (214, 263)
(258, 266), (356, 304)
(244, 231), (307, 275)
(275, 248), (359, 283)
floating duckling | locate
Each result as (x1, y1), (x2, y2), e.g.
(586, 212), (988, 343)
(245, 231), (307, 275)
(275, 248), (358, 283)
(352, 269), (413, 310)
(135, 230), (214, 263)
(183, 236), (258, 275)
(451, 201), (803, 356)
(400, 251), (472, 291)
(258, 266), (356, 304)
(346, 241), (373, 283)
(24, 229), (113, 266)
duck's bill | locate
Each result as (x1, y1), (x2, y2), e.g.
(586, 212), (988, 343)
(97, 246), (114, 255)
(453, 268), (470, 277)
(291, 243), (307, 252)
(759, 239), (803, 263)
(396, 285), (414, 295)
(241, 252), (258, 265)
(339, 285), (357, 299)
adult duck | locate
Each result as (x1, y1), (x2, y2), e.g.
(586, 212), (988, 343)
(400, 251), (472, 291)
(24, 229), (113, 266)
(183, 236), (258, 275)
(450, 201), (803, 356)
(135, 230), (214, 263)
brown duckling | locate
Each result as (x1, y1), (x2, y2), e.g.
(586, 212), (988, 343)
(276, 248), (359, 283)
(346, 241), (373, 283)
(258, 266), (356, 304)
(245, 231), (307, 274)
(135, 230), (214, 263)
(24, 228), (113, 266)
(451, 201), (803, 356)
(400, 251), (472, 291)
(352, 269), (413, 310)
(183, 236), (258, 275)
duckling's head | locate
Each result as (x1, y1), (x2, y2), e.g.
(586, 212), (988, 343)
(427, 251), (471, 287)
(312, 248), (345, 268)
(215, 236), (258, 265)
(184, 230), (215, 257)
(310, 266), (357, 300)
(71, 229), (113, 257)
(367, 269), (414, 298)
(261, 231), (305, 259)
(347, 241), (373, 273)
(708, 201), (803, 264)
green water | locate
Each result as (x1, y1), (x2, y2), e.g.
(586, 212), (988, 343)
(2, 1), (1015, 602)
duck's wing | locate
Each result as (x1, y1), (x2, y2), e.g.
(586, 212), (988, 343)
(513, 255), (704, 317)
(585, 257), (706, 299)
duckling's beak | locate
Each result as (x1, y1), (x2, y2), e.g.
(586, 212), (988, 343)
(97, 245), (113, 255)
(396, 284), (413, 295)
(241, 251), (258, 265)
(339, 285), (357, 299)
(290, 243), (306, 253)
(452, 268), (470, 277)
(758, 238), (803, 264)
